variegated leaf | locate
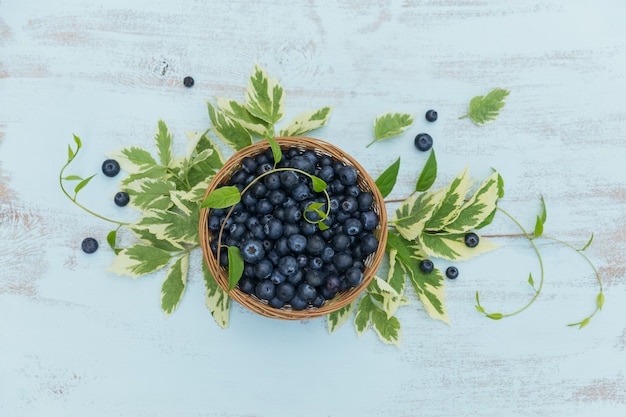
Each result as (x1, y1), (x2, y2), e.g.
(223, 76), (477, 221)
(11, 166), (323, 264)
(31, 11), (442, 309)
(161, 253), (189, 316)
(123, 178), (176, 211)
(216, 97), (269, 137)
(245, 64), (285, 124)
(327, 301), (355, 334)
(392, 188), (445, 241)
(386, 249), (406, 295)
(134, 209), (198, 245)
(279, 106), (333, 137)
(207, 102), (253, 151)
(108, 146), (164, 175)
(420, 232), (499, 261)
(202, 262), (230, 328)
(107, 244), (172, 278)
(424, 166), (473, 231)
(370, 307), (402, 348)
(443, 171), (500, 233)
(368, 276), (409, 319)
(154, 120), (173, 167)
(354, 295), (374, 337)
(186, 132), (225, 189)
(129, 226), (184, 252)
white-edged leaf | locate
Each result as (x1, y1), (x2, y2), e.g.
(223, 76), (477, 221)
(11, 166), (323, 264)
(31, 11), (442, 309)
(368, 276), (409, 319)
(424, 166), (473, 231)
(202, 262), (230, 328)
(161, 253), (189, 316)
(369, 112), (414, 146)
(443, 171), (500, 233)
(134, 209), (198, 245)
(108, 146), (161, 175)
(462, 88), (510, 125)
(129, 226), (184, 252)
(279, 106), (333, 136)
(216, 97), (270, 137)
(327, 301), (356, 334)
(354, 295), (374, 337)
(370, 307), (402, 348)
(155, 120), (173, 167)
(207, 102), (253, 151)
(420, 232), (499, 262)
(386, 249), (406, 295)
(392, 188), (446, 241)
(186, 132), (225, 188)
(245, 64), (285, 124)
(123, 178), (176, 211)
(107, 244), (172, 278)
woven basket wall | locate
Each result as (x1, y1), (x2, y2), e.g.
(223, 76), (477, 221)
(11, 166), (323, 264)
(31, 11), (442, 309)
(199, 136), (388, 320)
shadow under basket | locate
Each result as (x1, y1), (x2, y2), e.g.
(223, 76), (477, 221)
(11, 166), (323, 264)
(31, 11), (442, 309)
(199, 136), (388, 320)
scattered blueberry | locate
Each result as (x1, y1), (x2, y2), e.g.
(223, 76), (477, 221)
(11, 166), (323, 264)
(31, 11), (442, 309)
(183, 76), (195, 87)
(465, 232), (479, 248)
(114, 191), (130, 207)
(102, 159), (120, 177)
(81, 237), (98, 254)
(446, 266), (459, 279)
(425, 109), (438, 122)
(419, 259), (434, 274)
(414, 133), (433, 152)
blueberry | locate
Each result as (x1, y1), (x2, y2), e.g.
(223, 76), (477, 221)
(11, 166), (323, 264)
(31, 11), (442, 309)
(334, 211), (352, 224)
(321, 246), (335, 263)
(414, 133), (433, 152)
(333, 253), (353, 272)
(250, 224), (266, 240)
(306, 234), (326, 256)
(290, 295), (308, 311)
(246, 216), (260, 229)
(299, 221), (317, 236)
(256, 154), (269, 165)
(296, 254), (308, 268)
(301, 150), (319, 165)
(297, 283), (317, 302)
(282, 223), (299, 237)
(263, 173), (281, 190)
(357, 192), (374, 211)
(263, 218), (283, 240)
(425, 109), (438, 122)
(345, 267), (364, 287)
(329, 197), (340, 212)
(311, 294), (325, 308)
(230, 169), (249, 185)
(241, 192), (257, 207)
(266, 250), (280, 265)
(290, 156), (315, 174)
(352, 260), (365, 270)
(320, 155), (333, 166)
(269, 297), (285, 309)
(183, 76), (195, 87)
(279, 170), (300, 189)
(328, 179), (345, 195)
(307, 256), (324, 270)
(238, 276), (256, 294)
(209, 240), (219, 254)
(81, 237), (98, 254)
(419, 259), (434, 274)
(344, 185), (361, 198)
(262, 239), (274, 252)
(446, 266), (459, 279)
(305, 269), (325, 286)
(232, 211), (249, 224)
(220, 250), (229, 267)
(344, 218), (363, 236)
(114, 191), (130, 207)
(208, 215), (221, 232)
(229, 222), (247, 240)
(317, 165), (335, 182)
(331, 233), (351, 252)
(282, 197), (297, 208)
(325, 275), (341, 293)
(270, 270), (287, 285)
(361, 211), (379, 231)
(277, 256), (298, 276)
(269, 189), (287, 205)
(341, 196), (358, 213)
(360, 233), (379, 256)
(241, 157), (259, 174)
(338, 166), (357, 185)
(276, 282), (296, 302)
(255, 199), (274, 215)
(255, 279), (276, 300)
(287, 234), (307, 253)
(102, 159), (120, 177)
(250, 182), (268, 198)
(241, 240), (265, 264)
(257, 163), (273, 175)
(291, 183), (311, 201)
(287, 269), (305, 286)
(465, 232), (479, 248)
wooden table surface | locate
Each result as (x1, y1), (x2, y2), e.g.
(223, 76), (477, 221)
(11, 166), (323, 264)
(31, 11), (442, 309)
(1, 1), (625, 416)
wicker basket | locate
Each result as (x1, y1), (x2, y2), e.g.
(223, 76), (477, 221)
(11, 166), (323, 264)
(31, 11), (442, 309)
(199, 136), (388, 320)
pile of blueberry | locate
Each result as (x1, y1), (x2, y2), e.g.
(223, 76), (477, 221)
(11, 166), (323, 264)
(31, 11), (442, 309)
(207, 146), (381, 311)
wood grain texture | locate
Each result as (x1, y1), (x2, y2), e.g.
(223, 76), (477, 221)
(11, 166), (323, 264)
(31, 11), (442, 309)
(1, 1), (625, 416)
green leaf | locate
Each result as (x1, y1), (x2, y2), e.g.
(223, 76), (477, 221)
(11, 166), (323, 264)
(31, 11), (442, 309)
(123, 178), (176, 211)
(420, 232), (499, 261)
(375, 157), (401, 198)
(538, 195), (547, 223)
(370, 307), (402, 348)
(475, 291), (486, 314)
(279, 106), (333, 136)
(367, 112), (414, 147)
(161, 253), (189, 316)
(134, 209), (199, 246)
(202, 262), (230, 328)
(311, 176), (327, 193)
(327, 302), (355, 334)
(108, 146), (160, 175)
(67, 144), (75, 161)
(578, 317), (591, 329)
(392, 188), (445, 241)
(207, 102), (253, 151)
(216, 97), (270, 137)
(74, 174), (96, 196)
(597, 292), (605, 310)
(528, 273), (536, 290)
(267, 137), (282, 165)
(155, 120), (173, 167)
(245, 64), (285, 124)
(486, 312), (504, 320)
(443, 171), (500, 233)
(461, 88), (510, 125)
(533, 215), (544, 237)
(63, 175), (83, 181)
(227, 246), (244, 291)
(580, 233), (594, 251)
(415, 149), (437, 192)
(496, 172), (505, 199)
(107, 244), (172, 278)
(73, 134), (82, 149)
(424, 166), (471, 231)
(201, 186), (241, 209)
(354, 295), (374, 337)
(106, 229), (121, 255)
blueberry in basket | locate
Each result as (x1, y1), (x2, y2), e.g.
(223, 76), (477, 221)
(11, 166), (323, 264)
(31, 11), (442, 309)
(205, 144), (382, 312)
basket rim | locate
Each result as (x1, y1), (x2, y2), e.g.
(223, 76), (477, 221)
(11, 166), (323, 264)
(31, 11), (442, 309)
(198, 136), (388, 320)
